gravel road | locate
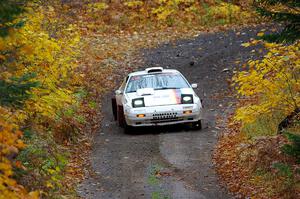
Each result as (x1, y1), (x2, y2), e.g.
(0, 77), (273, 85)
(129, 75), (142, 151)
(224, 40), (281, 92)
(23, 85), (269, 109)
(78, 25), (270, 199)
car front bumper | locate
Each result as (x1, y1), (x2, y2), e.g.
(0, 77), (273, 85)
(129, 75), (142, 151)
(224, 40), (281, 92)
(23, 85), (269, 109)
(124, 104), (203, 127)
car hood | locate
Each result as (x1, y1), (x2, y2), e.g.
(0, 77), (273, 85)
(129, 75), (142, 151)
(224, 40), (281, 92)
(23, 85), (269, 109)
(126, 88), (194, 107)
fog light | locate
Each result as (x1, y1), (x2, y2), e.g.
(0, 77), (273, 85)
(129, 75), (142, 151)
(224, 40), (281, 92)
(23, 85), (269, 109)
(137, 114), (145, 118)
(183, 110), (192, 115)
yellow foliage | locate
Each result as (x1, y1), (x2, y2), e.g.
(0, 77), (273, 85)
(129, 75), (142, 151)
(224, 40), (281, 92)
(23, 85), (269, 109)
(87, 2), (109, 12)
(0, 116), (39, 198)
(210, 2), (241, 18)
(241, 42), (251, 47)
(0, 3), (81, 197)
(257, 32), (265, 37)
(209, 2), (252, 21)
(80, 0), (256, 28)
(233, 41), (300, 126)
(152, 0), (196, 21)
(152, 6), (174, 20)
(124, 1), (144, 8)
(0, 7), (80, 122)
(147, 0), (254, 25)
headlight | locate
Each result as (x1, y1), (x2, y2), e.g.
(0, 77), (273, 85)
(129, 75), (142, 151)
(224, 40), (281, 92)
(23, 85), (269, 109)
(132, 98), (145, 108)
(181, 94), (193, 104)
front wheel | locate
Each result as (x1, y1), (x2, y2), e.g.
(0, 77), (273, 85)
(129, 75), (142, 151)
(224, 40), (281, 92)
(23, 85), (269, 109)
(191, 120), (202, 130)
(123, 123), (134, 134)
(116, 106), (135, 134)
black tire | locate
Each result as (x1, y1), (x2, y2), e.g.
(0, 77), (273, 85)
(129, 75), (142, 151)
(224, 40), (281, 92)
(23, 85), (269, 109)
(116, 105), (135, 133)
(117, 105), (126, 127)
(191, 120), (202, 130)
(123, 123), (134, 134)
(111, 98), (117, 121)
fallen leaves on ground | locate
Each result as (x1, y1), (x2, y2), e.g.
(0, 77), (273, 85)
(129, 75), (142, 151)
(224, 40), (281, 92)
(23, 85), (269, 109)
(213, 116), (300, 198)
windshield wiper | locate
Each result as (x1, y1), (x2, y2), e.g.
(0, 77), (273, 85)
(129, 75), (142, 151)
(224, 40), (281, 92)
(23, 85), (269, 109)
(127, 87), (180, 92)
(154, 87), (179, 90)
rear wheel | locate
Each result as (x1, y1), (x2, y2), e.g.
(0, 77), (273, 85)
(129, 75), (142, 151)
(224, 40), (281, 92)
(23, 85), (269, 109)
(111, 98), (117, 121)
(191, 120), (202, 130)
(117, 105), (126, 127)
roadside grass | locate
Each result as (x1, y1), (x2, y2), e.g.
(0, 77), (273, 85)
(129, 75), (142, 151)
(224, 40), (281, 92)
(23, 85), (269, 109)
(148, 164), (162, 186)
(147, 164), (171, 199)
(250, 168), (290, 198)
(249, 161), (300, 198)
(242, 112), (284, 138)
(152, 191), (170, 199)
(15, 130), (72, 197)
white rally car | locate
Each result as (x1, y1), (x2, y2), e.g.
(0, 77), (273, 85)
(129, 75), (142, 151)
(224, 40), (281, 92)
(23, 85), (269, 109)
(111, 67), (203, 132)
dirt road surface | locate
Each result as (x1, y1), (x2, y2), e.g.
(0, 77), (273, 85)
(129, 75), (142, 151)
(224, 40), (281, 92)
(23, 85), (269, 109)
(78, 26), (268, 199)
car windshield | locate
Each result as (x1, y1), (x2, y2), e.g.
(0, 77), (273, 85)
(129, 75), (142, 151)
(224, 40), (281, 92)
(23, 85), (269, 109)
(125, 73), (190, 93)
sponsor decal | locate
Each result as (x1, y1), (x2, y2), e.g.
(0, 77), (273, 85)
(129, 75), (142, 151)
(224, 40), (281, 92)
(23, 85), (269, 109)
(171, 89), (181, 104)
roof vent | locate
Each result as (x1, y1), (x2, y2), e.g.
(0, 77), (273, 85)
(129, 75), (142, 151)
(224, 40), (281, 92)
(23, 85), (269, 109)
(145, 67), (163, 73)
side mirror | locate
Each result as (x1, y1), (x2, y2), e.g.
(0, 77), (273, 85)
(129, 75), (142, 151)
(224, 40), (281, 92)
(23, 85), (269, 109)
(191, 83), (198, 89)
(115, 90), (123, 95)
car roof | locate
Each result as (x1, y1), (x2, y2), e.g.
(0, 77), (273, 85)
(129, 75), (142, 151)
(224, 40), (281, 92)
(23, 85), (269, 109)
(128, 67), (180, 77)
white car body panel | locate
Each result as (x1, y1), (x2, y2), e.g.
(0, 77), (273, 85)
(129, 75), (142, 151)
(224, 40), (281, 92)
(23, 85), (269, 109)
(115, 68), (203, 127)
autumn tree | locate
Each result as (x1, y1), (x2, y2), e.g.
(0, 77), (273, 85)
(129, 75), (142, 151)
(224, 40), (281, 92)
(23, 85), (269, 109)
(1, 0), (81, 197)
(0, 0), (39, 109)
(234, 41), (299, 128)
(0, 0), (29, 36)
(234, 1), (299, 135)
(255, 0), (300, 42)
